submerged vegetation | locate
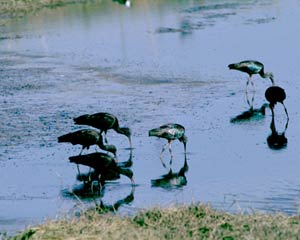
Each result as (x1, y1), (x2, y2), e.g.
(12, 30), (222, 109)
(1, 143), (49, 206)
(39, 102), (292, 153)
(11, 204), (300, 239)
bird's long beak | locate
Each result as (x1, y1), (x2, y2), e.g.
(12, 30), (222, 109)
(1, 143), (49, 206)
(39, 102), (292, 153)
(270, 76), (275, 85)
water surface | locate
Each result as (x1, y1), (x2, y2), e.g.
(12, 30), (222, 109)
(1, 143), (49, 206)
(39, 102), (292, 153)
(1, 0), (300, 235)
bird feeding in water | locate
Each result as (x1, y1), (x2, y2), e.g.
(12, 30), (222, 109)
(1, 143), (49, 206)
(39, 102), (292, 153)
(265, 86), (289, 120)
(57, 129), (117, 156)
(58, 129), (117, 177)
(148, 123), (187, 167)
(69, 152), (135, 187)
(228, 60), (275, 93)
(74, 112), (132, 149)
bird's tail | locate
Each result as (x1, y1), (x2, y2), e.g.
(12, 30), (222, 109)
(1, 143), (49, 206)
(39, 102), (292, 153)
(73, 114), (90, 125)
(148, 128), (160, 137)
(57, 133), (72, 143)
(228, 63), (237, 70)
(69, 155), (84, 164)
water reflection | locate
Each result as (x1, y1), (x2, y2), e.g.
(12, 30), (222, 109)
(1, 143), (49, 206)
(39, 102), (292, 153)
(95, 187), (134, 213)
(267, 115), (289, 150)
(62, 182), (135, 213)
(231, 103), (267, 123)
(112, 0), (131, 7)
(76, 150), (133, 184)
(151, 155), (188, 189)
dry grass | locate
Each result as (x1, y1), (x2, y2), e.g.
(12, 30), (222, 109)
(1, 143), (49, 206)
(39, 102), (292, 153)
(10, 204), (300, 240)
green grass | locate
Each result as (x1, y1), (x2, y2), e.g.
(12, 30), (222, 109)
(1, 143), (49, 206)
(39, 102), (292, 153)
(9, 203), (300, 240)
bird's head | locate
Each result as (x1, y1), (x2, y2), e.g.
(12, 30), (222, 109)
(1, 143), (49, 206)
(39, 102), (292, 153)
(121, 127), (132, 148)
(265, 72), (275, 85)
(180, 135), (188, 153)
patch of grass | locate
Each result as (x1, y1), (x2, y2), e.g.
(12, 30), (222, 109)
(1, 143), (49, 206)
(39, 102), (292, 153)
(9, 203), (300, 240)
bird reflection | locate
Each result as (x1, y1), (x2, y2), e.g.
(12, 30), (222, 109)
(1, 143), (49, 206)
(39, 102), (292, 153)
(231, 103), (267, 123)
(151, 155), (188, 189)
(62, 183), (134, 214)
(267, 114), (288, 150)
(112, 0), (131, 7)
(95, 188), (134, 213)
(77, 150), (133, 184)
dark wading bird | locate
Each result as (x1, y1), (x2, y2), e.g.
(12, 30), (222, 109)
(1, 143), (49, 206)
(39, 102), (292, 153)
(69, 152), (135, 188)
(265, 86), (289, 120)
(74, 112), (132, 149)
(149, 123), (187, 167)
(58, 129), (117, 176)
(58, 129), (117, 156)
(228, 60), (275, 93)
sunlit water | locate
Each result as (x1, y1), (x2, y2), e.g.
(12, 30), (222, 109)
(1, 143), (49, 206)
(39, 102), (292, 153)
(1, 0), (300, 235)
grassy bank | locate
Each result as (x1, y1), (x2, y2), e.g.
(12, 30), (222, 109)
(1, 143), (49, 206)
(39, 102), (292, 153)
(10, 204), (300, 240)
(0, 0), (97, 25)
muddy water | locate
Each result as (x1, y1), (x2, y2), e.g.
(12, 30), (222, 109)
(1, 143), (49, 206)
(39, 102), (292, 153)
(1, 0), (300, 234)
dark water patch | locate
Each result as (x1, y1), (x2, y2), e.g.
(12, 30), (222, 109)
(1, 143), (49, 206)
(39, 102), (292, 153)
(183, 3), (240, 14)
(245, 17), (276, 25)
(203, 12), (236, 20)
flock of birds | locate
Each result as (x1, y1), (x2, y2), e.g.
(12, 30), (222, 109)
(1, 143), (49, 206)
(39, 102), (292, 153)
(58, 60), (289, 193)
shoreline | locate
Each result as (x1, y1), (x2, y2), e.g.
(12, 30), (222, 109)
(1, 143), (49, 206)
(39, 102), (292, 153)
(10, 203), (300, 239)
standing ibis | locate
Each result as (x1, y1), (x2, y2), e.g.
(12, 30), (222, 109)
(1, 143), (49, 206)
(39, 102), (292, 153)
(149, 123), (187, 167)
(228, 60), (274, 93)
(265, 86), (289, 119)
(74, 112), (132, 149)
(58, 129), (117, 156)
(69, 152), (134, 186)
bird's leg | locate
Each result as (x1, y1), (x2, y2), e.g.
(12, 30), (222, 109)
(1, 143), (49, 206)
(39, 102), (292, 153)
(77, 164), (83, 182)
(98, 174), (103, 196)
(245, 76), (250, 95)
(79, 148), (84, 155)
(76, 147), (84, 182)
(104, 131), (108, 144)
(160, 142), (169, 168)
(168, 140), (174, 165)
(270, 105), (275, 119)
(250, 77), (255, 94)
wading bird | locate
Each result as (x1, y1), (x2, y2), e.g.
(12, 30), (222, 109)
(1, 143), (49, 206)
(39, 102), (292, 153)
(58, 129), (117, 177)
(228, 60), (274, 93)
(74, 112), (132, 149)
(149, 123), (187, 167)
(69, 152), (134, 187)
(58, 129), (117, 156)
(265, 86), (289, 120)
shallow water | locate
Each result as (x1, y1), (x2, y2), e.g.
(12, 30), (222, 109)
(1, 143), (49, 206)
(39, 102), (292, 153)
(1, 0), (300, 235)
